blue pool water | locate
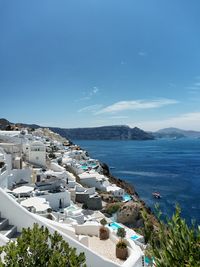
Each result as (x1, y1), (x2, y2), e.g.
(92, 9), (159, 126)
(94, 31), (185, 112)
(145, 256), (154, 265)
(75, 139), (200, 225)
(109, 222), (122, 230)
(123, 193), (132, 202)
(130, 235), (140, 240)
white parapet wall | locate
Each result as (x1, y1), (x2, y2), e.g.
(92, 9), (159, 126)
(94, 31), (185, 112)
(0, 188), (125, 267)
(75, 222), (100, 237)
(0, 233), (9, 246)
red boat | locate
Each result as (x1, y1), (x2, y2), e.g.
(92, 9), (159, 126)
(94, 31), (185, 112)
(152, 192), (161, 199)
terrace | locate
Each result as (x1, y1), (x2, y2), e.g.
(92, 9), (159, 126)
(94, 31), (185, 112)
(88, 236), (125, 265)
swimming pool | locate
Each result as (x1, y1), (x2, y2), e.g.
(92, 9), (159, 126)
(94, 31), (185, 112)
(145, 256), (154, 266)
(81, 165), (88, 170)
(108, 222), (122, 230)
(130, 235), (140, 241)
(123, 194), (132, 202)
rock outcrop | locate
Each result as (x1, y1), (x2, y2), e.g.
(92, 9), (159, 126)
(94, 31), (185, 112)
(51, 125), (154, 141)
(117, 202), (143, 227)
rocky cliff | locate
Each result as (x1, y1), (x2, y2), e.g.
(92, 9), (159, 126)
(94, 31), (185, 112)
(51, 125), (154, 141)
(0, 118), (154, 141)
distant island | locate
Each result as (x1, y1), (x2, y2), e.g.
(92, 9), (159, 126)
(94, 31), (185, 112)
(153, 127), (200, 139)
(51, 125), (154, 141)
(0, 119), (154, 141)
(1, 118), (200, 141)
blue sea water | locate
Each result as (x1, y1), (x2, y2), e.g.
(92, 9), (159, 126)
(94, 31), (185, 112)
(75, 139), (200, 225)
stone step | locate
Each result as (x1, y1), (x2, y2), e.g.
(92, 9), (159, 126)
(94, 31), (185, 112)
(10, 231), (21, 241)
(0, 224), (17, 239)
(0, 218), (9, 230)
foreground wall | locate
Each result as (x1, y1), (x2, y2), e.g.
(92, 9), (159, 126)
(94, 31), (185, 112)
(0, 188), (121, 267)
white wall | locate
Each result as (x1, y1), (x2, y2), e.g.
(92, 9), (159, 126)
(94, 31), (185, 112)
(0, 153), (12, 189)
(0, 188), (122, 267)
(80, 177), (106, 191)
(50, 162), (65, 172)
(0, 233), (9, 246)
(29, 143), (46, 167)
(75, 222), (100, 237)
(7, 169), (32, 189)
(85, 187), (96, 195)
(38, 191), (71, 210)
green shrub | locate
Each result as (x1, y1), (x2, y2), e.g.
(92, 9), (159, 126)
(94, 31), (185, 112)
(145, 205), (200, 267)
(105, 202), (122, 215)
(0, 223), (86, 267)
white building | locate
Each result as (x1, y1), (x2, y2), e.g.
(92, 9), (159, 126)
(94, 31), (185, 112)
(35, 190), (71, 210)
(79, 171), (107, 191)
(106, 185), (124, 197)
(28, 141), (46, 167)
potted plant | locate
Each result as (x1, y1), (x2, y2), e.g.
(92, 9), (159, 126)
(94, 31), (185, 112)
(99, 218), (109, 240)
(116, 228), (128, 260)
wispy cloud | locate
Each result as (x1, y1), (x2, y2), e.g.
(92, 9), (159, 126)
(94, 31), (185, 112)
(168, 83), (176, 88)
(135, 112), (200, 131)
(194, 82), (200, 87)
(92, 86), (99, 94)
(120, 60), (127, 65)
(109, 116), (129, 119)
(95, 98), (178, 115)
(138, 51), (147, 57)
(186, 80), (200, 94)
(76, 86), (99, 102)
(78, 104), (102, 113)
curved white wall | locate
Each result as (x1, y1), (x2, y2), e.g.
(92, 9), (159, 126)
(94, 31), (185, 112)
(0, 188), (121, 267)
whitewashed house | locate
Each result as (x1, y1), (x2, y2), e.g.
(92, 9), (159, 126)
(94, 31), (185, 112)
(28, 141), (46, 167)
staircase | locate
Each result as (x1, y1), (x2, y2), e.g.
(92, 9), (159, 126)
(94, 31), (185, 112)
(0, 213), (21, 241)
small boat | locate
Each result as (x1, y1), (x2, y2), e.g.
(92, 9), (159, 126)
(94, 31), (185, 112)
(152, 192), (161, 199)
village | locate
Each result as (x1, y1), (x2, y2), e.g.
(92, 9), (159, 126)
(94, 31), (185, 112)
(0, 126), (146, 267)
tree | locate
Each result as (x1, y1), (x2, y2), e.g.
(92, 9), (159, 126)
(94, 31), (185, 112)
(117, 227), (126, 241)
(144, 206), (200, 267)
(116, 228), (128, 260)
(140, 208), (154, 244)
(0, 223), (86, 267)
(99, 218), (109, 240)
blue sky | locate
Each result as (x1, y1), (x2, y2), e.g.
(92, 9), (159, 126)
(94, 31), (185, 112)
(1, 0), (200, 130)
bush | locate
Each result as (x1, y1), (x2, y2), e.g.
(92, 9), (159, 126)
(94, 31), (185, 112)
(117, 227), (126, 239)
(116, 240), (127, 249)
(146, 205), (200, 267)
(0, 223), (87, 267)
(100, 218), (107, 226)
(105, 202), (122, 215)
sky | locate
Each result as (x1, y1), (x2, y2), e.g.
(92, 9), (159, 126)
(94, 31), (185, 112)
(1, 0), (200, 131)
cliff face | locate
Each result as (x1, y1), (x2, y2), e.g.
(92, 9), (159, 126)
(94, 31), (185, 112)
(0, 118), (12, 130)
(51, 125), (154, 141)
(0, 119), (154, 141)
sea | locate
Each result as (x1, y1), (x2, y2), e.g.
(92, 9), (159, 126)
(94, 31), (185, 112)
(75, 138), (200, 225)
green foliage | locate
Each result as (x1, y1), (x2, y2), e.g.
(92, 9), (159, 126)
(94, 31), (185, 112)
(0, 223), (86, 267)
(140, 208), (154, 243)
(105, 202), (122, 215)
(100, 218), (107, 226)
(116, 240), (127, 249)
(117, 227), (126, 239)
(116, 228), (127, 249)
(147, 205), (200, 267)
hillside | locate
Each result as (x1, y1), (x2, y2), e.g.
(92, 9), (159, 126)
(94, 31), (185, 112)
(51, 125), (154, 141)
(0, 118), (154, 141)
(154, 127), (200, 139)
(0, 119), (11, 130)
